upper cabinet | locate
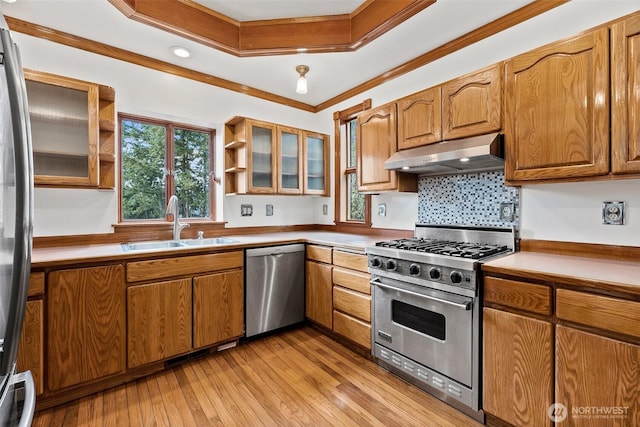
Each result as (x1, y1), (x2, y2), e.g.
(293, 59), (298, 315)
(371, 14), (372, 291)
(504, 28), (610, 182)
(442, 63), (502, 140)
(224, 116), (329, 195)
(24, 69), (115, 189)
(357, 103), (417, 193)
(611, 14), (640, 174)
(304, 131), (329, 195)
(397, 86), (442, 150)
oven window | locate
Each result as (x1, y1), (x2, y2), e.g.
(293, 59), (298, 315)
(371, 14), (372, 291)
(392, 300), (446, 340)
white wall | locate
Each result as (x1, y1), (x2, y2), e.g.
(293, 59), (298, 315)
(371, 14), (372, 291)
(14, 0), (640, 246)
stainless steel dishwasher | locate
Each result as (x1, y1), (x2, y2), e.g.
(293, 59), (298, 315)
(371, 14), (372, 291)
(245, 244), (305, 337)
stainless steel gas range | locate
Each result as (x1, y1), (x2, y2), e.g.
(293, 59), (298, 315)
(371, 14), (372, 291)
(367, 224), (516, 422)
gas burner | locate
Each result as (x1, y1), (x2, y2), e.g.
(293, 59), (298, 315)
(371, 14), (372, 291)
(375, 237), (509, 261)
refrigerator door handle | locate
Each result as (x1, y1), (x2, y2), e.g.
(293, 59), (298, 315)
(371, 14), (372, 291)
(9, 371), (35, 427)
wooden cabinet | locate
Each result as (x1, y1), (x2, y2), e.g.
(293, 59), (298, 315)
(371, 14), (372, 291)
(356, 103), (417, 193)
(484, 270), (640, 426)
(483, 307), (553, 427)
(16, 271), (44, 396)
(24, 69), (115, 189)
(611, 14), (640, 174)
(277, 126), (303, 194)
(556, 326), (640, 426)
(193, 270), (244, 348)
(303, 131), (330, 195)
(305, 245), (333, 329)
(47, 265), (125, 390)
(126, 250), (244, 368)
(442, 63), (502, 140)
(397, 86), (442, 149)
(504, 28), (610, 182)
(331, 250), (371, 349)
(127, 278), (192, 368)
(224, 116), (329, 195)
(17, 299), (44, 396)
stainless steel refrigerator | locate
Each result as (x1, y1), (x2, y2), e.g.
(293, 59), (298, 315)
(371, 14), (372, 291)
(0, 13), (35, 427)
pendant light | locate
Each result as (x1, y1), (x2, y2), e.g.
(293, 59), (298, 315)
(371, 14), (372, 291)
(296, 65), (309, 94)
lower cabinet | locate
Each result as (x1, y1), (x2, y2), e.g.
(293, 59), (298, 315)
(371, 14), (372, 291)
(47, 265), (125, 391)
(483, 307), (553, 427)
(17, 299), (44, 396)
(193, 270), (244, 348)
(556, 325), (640, 425)
(126, 252), (245, 368)
(305, 259), (333, 329)
(127, 278), (193, 368)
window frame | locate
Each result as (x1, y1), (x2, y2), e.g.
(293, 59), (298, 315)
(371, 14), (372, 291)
(118, 113), (216, 223)
(333, 100), (372, 227)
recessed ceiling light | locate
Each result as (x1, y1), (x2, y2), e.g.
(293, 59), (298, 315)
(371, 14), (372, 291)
(296, 48), (308, 53)
(2, 0), (17, 3)
(171, 46), (191, 58)
(460, 157), (470, 162)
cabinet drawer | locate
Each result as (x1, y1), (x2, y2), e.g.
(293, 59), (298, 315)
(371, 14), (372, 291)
(484, 276), (551, 315)
(556, 289), (640, 339)
(126, 251), (243, 282)
(333, 286), (371, 322)
(332, 267), (370, 294)
(333, 250), (368, 273)
(306, 245), (332, 263)
(333, 310), (371, 349)
(29, 272), (45, 297)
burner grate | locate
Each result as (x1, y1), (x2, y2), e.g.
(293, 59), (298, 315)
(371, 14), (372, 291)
(375, 238), (509, 260)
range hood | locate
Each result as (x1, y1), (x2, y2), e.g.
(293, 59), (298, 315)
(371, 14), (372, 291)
(384, 133), (504, 176)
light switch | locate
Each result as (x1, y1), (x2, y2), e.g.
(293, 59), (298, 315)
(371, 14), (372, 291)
(266, 204), (273, 216)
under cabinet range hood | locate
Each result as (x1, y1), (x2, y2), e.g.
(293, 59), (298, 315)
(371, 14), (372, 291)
(384, 133), (504, 176)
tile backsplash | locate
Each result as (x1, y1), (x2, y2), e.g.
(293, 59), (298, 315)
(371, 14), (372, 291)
(417, 171), (519, 228)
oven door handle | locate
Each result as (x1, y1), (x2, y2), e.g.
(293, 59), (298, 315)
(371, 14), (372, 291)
(371, 279), (472, 311)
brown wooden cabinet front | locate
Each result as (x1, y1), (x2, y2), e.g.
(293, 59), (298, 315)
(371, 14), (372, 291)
(505, 28), (610, 182)
(193, 270), (244, 348)
(48, 265), (125, 390)
(483, 307), (553, 427)
(305, 260), (332, 329)
(127, 278), (193, 368)
(611, 14), (640, 175)
(442, 63), (502, 140)
(556, 326), (640, 426)
(397, 86), (442, 149)
(17, 299), (44, 396)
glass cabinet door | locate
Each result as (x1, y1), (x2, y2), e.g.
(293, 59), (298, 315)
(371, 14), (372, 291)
(25, 70), (99, 187)
(277, 127), (302, 194)
(304, 132), (329, 195)
(248, 121), (276, 192)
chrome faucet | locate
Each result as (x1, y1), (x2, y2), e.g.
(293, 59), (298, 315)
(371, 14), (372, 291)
(166, 195), (189, 240)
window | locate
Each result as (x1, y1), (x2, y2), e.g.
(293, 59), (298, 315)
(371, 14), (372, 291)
(119, 114), (215, 222)
(334, 100), (371, 225)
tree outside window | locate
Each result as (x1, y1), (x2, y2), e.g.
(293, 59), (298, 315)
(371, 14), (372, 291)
(120, 114), (214, 221)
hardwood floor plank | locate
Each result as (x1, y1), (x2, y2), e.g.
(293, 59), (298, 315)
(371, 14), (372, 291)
(124, 381), (143, 426)
(32, 326), (484, 426)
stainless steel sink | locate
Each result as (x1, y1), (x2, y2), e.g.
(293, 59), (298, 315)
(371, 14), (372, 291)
(121, 237), (238, 252)
(181, 237), (238, 246)
(121, 240), (187, 252)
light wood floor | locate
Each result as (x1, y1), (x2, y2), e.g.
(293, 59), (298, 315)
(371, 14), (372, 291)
(31, 326), (483, 426)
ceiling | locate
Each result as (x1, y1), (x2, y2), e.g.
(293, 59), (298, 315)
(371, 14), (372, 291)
(2, 0), (558, 111)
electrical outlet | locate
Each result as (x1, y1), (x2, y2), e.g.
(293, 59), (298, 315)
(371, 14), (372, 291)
(266, 204), (273, 216)
(322, 204), (328, 215)
(378, 203), (386, 217)
(241, 204), (253, 216)
(602, 201), (624, 225)
(499, 202), (515, 222)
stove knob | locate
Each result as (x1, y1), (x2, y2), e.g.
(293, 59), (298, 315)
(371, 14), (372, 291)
(450, 271), (463, 284)
(428, 267), (441, 280)
(386, 259), (398, 271)
(409, 264), (421, 276)
(370, 257), (382, 268)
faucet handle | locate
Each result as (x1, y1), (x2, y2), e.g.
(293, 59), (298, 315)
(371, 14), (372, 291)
(197, 231), (204, 240)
